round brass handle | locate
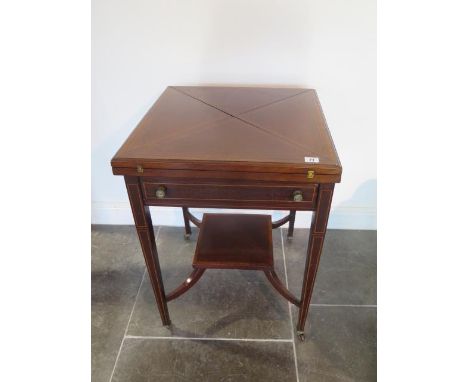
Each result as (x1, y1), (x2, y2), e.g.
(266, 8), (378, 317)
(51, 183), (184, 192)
(155, 186), (166, 199)
(292, 190), (303, 202)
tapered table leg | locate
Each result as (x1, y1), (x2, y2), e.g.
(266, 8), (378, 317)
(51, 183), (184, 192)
(125, 176), (171, 326)
(182, 207), (192, 239)
(297, 183), (334, 338)
(287, 210), (296, 240)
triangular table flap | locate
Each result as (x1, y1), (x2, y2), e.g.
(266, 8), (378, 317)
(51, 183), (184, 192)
(145, 116), (311, 164)
(112, 86), (342, 177)
(241, 91), (340, 165)
(114, 87), (228, 159)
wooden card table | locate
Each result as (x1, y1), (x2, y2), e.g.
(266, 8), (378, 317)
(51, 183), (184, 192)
(111, 86), (342, 339)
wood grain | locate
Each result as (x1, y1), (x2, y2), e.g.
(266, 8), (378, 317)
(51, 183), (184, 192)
(115, 86), (342, 338)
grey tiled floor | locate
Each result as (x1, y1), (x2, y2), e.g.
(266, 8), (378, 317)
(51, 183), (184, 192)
(92, 225), (376, 382)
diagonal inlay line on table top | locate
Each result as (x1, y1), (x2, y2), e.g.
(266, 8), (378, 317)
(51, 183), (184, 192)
(171, 86), (311, 116)
(124, 87), (233, 155)
(138, 113), (313, 163)
(135, 106), (313, 160)
(238, 89), (312, 115)
(170, 86), (315, 153)
(127, 86), (310, 156)
(131, 114), (232, 155)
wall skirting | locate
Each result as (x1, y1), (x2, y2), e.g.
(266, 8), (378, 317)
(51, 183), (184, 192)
(92, 202), (376, 230)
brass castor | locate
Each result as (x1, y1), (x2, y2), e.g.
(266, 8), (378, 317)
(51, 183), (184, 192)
(184, 233), (191, 240)
(297, 331), (305, 341)
(287, 235), (293, 242)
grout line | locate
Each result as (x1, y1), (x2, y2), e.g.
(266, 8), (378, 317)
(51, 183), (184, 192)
(281, 228), (300, 382)
(124, 335), (293, 343)
(105, 226), (375, 380)
(108, 226), (161, 382)
(310, 304), (377, 308)
(108, 271), (146, 382)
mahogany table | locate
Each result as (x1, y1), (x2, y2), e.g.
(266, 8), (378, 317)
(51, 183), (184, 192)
(111, 86), (342, 339)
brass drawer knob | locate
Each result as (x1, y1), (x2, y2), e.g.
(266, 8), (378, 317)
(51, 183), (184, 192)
(293, 190), (303, 202)
(155, 186), (166, 199)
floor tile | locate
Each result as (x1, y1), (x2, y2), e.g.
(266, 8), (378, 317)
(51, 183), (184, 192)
(91, 225), (150, 382)
(92, 224), (377, 382)
(112, 338), (297, 382)
(293, 306), (377, 382)
(284, 229), (377, 305)
(127, 226), (291, 339)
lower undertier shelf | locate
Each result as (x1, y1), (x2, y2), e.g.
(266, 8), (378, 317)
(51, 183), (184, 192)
(165, 212), (300, 308)
(193, 213), (274, 270)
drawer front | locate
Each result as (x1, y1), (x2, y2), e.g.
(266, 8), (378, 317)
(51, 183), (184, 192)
(141, 181), (318, 210)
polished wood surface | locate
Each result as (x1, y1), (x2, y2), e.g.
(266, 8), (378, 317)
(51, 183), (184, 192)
(112, 86), (341, 182)
(141, 177), (318, 210)
(125, 176), (170, 326)
(193, 213), (273, 270)
(297, 183), (334, 337)
(113, 86), (342, 339)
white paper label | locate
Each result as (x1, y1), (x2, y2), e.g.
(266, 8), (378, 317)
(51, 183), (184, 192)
(304, 157), (320, 163)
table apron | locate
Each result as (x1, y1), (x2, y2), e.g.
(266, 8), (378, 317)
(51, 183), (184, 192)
(143, 199), (316, 211)
(141, 180), (318, 211)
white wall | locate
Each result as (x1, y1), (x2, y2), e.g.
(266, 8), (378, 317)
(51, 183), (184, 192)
(92, 0), (376, 229)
